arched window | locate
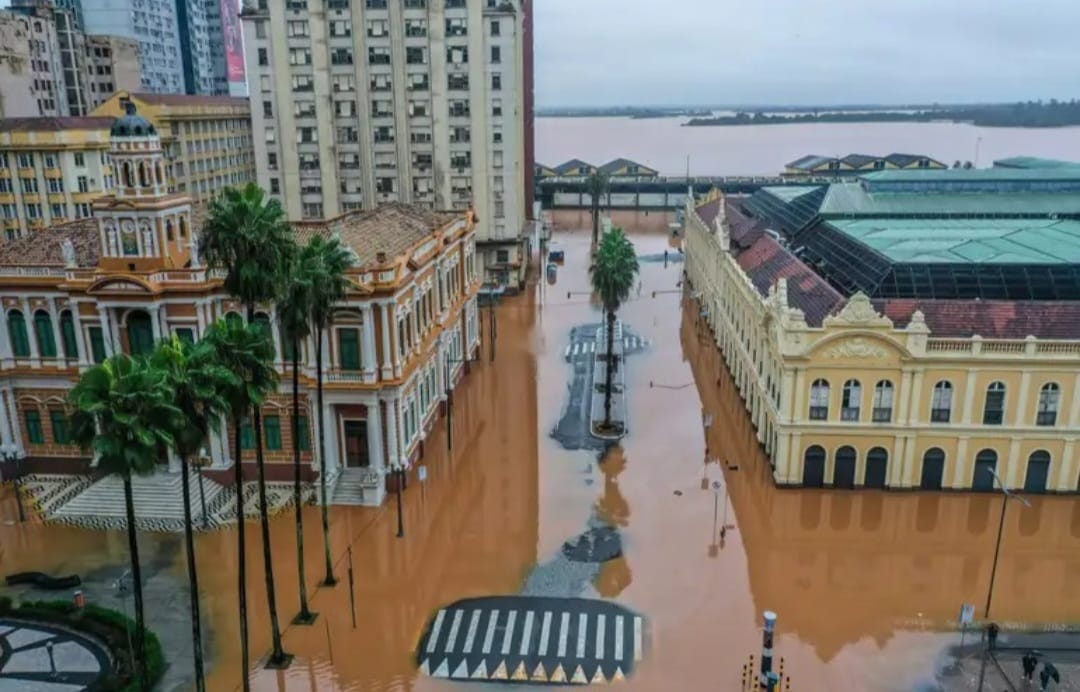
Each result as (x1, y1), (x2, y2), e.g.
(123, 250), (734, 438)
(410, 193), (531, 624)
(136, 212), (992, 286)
(252, 312), (274, 358)
(155, 161), (165, 185)
(930, 381), (953, 422)
(1024, 450), (1051, 493)
(122, 161), (133, 188)
(802, 445), (825, 487)
(920, 448), (945, 490)
(138, 162), (149, 187)
(165, 219), (174, 242)
(224, 311), (243, 328)
(179, 215), (188, 238)
(59, 310), (78, 359)
(1036, 383), (1060, 426)
(872, 380), (894, 422)
(808, 379), (829, 420)
(833, 446), (857, 488)
(983, 382), (1006, 425)
(7, 310), (30, 357)
(864, 447), (888, 488)
(972, 449), (998, 491)
(33, 310), (56, 357)
(126, 311), (154, 355)
(841, 379), (861, 421)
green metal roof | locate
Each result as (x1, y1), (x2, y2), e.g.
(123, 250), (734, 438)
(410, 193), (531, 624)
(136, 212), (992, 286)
(819, 183), (1080, 216)
(860, 168), (1080, 182)
(993, 157), (1080, 170)
(827, 218), (1080, 264)
(759, 185), (821, 202)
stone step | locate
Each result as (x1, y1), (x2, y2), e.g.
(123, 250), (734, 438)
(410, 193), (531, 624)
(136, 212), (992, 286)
(53, 471), (225, 522)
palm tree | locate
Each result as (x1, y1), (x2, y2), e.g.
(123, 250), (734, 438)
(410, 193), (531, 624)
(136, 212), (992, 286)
(589, 227), (639, 431)
(587, 170), (609, 246)
(277, 249), (318, 623)
(151, 336), (237, 692)
(305, 235), (353, 587)
(203, 182), (296, 669)
(202, 319), (278, 685)
(69, 354), (180, 692)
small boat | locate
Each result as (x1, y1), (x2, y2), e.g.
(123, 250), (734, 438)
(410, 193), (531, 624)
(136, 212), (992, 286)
(546, 262), (558, 284)
(548, 246), (565, 264)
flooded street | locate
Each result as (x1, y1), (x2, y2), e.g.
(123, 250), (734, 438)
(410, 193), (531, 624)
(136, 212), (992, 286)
(3, 229), (1080, 691)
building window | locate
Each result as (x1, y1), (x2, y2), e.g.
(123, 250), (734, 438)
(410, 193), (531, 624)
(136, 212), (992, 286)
(60, 310), (78, 359)
(338, 328), (361, 370)
(297, 416), (310, 451)
(262, 101), (272, 117)
(490, 45), (501, 63)
(73, 152), (85, 167)
(50, 410), (70, 444)
(77, 176), (89, 193)
(264, 415), (282, 450)
(270, 178), (280, 194)
(240, 420), (254, 450)
(930, 380), (952, 422)
(88, 326), (106, 363)
(25, 410), (44, 444)
(841, 379), (861, 421)
(302, 203), (323, 219)
(1036, 382), (1060, 426)
(808, 379), (829, 420)
(34, 310), (57, 358)
(872, 380), (893, 422)
(258, 48), (269, 66)
(7, 310), (29, 357)
(491, 73), (501, 91)
(490, 19), (500, 36)
(406, 47), (426, 64)
(982, 381), (1006, 425)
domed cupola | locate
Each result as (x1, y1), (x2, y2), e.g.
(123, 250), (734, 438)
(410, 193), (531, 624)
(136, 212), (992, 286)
(108, 100), (168, 200)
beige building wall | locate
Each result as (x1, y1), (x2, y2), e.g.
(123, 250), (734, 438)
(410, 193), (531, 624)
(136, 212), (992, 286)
(684, 193), (1080, 494)
(0, 13), (37, 118)
(85, 35), (141, 111)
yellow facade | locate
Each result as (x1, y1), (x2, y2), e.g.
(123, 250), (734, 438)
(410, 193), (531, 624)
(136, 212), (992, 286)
(91, 91), (256, 205)
(684, 193), (1080, 494)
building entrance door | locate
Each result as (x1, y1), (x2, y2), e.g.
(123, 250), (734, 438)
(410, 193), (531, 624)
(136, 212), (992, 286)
(343, 420), (369, 468)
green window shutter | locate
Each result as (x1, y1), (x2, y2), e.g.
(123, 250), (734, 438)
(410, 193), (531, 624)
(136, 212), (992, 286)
(34, 311), (57, 357)
(25, 410), (44, 444)
(88, 326), (106, 363)
(253, 315), (274, 358)
(297, 416), (310, 451)
(175, 327), (195, 344)
(60, 311), (78, 359)
(240, 421), (254, 450)
(225, 312), (243, 329)
(127, 312), (154, 355)
(49, 410), (69, 444)
(264, 415), (282, 450)
(338, 328), (361, 370)
(8, 311), (29, 357)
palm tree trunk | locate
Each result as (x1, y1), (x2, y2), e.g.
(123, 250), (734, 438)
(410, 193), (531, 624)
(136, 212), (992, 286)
(253, 406), (290, 666)
(121, 471), (148, 691)
(591, 199), (600, 246)
(292, 340), (314, 623)
(233, 418), (250, 692)
(316, 326), (336, 586)
(604, 309), (616, 427)
(180, 456), (206, 692)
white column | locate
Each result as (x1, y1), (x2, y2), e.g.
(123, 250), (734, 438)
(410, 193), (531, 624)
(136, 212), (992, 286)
(69, 303), (88, 367)
(321, 400), (338, 474)
(366, 399), (383, 471)
(0, 306), (13, 362)
(149, 305), (162, 341)
(5, 387), (24, 455)
(209, 428), (228, 468)
(195, 300), (206, 338)
(380, 303), (393, 378)
(47, 298), (63, 362)
(270, 309), (284, 366)
(21, 298), (40, 366)
(952, 436), (970, 488)
(961, 370), (978, 424)
(1056, 439), (1076, 492)
(385, 397), (400, 469)
(362, 305), (377, 383)
(1014, 370), (1032, 427)
(97, 306), (115, 357)
(0, 388), (14, 448)
(320, 324), (332, 372)
(1004, 437), (1022, 489)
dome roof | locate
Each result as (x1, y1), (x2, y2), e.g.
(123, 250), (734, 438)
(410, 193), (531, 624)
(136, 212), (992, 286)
(110, 101), (156, 138)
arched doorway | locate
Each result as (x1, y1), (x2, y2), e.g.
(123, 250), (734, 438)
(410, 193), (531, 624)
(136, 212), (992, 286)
(971, 449), (998, 492)
(802, 445), (825, 488)
(864, 447), (888, 489)
(833, 446), (856, 489)
(1024, 450), (1051, 493)
(920, 448), (945, 490)
(126, 310), (154, 355)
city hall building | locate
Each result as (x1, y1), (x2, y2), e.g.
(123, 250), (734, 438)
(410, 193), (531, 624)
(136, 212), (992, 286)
(684, 167), (1080, 493)
(0, 106), (480, 507)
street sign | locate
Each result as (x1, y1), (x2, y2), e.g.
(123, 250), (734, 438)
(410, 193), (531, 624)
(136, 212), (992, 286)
(959, 603), (975, 625)
(418, 465), (428, 482)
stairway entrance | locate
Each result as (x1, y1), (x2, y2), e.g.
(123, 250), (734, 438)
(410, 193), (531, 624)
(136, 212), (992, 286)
(343, 420), (370, 468)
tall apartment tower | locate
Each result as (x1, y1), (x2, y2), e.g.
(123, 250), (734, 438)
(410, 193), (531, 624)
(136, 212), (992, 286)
(241, 0), (531, 289)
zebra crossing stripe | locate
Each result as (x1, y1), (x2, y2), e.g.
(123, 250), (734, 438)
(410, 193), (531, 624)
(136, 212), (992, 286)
(550, 664), (567, 683)
(426, 610), (447, 653)
(612, 666), (626, 682)
(596, 613), (606, 659)
(451, 659), (469, 678)
(501, 610), (518, 655)
(419, 659), (430, 675)
(519, 610), (535, 655)
(471, 660), (488, 679)
(633, 616), (643, 661)
(614, 615), (625, 660)
(491, 660), (508, 680)
(462, 610), (481, 653)
(511, 662), (528, 681)
(532, 662), (547, 682)
(432, 659), (450, 678)
(591, 666), (607, 684)
(572, 665), (588, 684)
(481, 609), (499, 654)
(444, 609), (464, 652)
(558, 612), (570, 657)
(564, 345), (571, 357)
(576, 613), (588, 659)
(538, 611), (553, 655)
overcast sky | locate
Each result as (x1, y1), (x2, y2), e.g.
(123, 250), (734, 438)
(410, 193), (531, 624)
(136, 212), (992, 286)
(534, 0), (1080, 107)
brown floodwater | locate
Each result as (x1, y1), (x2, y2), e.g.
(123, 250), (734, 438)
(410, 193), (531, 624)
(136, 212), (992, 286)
(3, 230), (1080, 691)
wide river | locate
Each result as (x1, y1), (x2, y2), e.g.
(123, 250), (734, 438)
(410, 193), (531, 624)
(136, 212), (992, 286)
(535, 117), (1080, 175)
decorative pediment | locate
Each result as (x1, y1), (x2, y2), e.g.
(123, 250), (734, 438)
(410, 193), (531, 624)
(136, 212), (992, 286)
(87, 275), (154, 294)
(407, 238), (439, 269)
(823, 292), (893, 328)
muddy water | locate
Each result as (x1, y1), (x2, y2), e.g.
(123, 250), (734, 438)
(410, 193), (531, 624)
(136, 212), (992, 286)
(3, 230), (1080, 691)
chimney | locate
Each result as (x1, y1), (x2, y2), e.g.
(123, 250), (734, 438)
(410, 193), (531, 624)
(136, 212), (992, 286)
(376, 251), (387, 264)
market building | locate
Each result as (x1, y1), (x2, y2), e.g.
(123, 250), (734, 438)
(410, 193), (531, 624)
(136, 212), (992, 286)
(0, 104), (481, 508)
(684, 168), (1080, 493)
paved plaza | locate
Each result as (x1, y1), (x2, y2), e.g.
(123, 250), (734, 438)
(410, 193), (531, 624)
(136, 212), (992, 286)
(0, 620), (109, 691)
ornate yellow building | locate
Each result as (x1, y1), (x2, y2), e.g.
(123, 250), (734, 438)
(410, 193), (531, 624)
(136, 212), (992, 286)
(685, 175), (1080, 494)
(0, 105), (481, 507)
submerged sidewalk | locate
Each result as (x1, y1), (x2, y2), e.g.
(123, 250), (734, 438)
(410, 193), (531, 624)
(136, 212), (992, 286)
(937, 630), (1080, 691)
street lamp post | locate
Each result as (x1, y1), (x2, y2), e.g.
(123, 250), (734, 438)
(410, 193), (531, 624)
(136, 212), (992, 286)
(2, 445), (24, 523)
(984, 468), (1030, 619)
(394, 464), (405, 538)
(443, 352), (475, 452)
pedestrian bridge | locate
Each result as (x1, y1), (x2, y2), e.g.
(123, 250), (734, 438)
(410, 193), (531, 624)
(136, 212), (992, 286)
(417, 595), (644, 684)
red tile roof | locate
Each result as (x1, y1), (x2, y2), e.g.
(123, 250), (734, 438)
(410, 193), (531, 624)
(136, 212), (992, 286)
(0, 219), (100, 267)
(0, 117), (114, 133)
(737, 235), (844, 326)
(726, 198), (766, 249)
(876, 299), (1080, 339)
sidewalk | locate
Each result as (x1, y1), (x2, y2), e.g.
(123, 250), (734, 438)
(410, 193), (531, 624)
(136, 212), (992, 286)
(938, 631), (1080, 691)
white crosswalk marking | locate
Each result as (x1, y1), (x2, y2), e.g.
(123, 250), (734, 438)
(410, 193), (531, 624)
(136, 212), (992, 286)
(426, 610), (447, 653)
(634, 616), (643, 661)
(501, 610), (517, 655)
(557, 612), (570, 657)
(519, 610), (535, 656)
(614, 615), (624, 660)
(576, 613), (588, 659)
(481, 609), (499, 654)
(596, 614), (605, 659)
(445, 609), (464, 653)
(462, 610), (481, 654)
(538, 611), (553, 656)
